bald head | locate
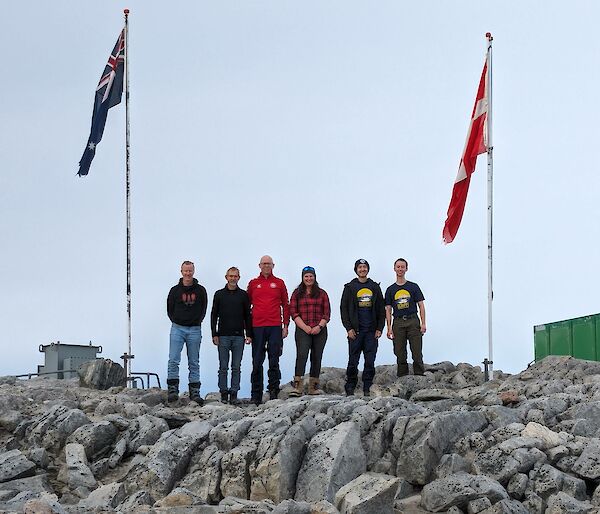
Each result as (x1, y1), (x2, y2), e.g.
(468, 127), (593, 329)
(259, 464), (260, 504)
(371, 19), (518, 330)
(259, 255), (274, 277)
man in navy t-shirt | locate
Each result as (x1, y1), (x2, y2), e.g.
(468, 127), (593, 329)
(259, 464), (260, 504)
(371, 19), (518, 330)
(384, 258), (427, 376)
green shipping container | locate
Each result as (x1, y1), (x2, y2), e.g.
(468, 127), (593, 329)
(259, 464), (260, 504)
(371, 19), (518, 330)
(534, 313), (600, 362)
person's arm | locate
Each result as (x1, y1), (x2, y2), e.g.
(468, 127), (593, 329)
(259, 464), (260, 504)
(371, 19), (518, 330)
(311, 290), (330, 335)
(290, 290), (311, 334)
(281, 281), (290, 338)
(375, 284), (386, 336)
(243, 292), (253, 344)
(211, 292), (219, 344)
(199, 286), (208, 323)
(385, 305), (394, 339)
(340, 285), (356, 339)
(418, 301), (427, 334)
(167, 288), (175, 322)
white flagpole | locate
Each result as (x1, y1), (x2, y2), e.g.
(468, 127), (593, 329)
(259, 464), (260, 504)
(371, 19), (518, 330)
(485, 32), (494, 380)
(124, 9), (133, 382)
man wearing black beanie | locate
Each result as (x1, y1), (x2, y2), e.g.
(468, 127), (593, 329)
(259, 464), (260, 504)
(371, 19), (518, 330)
(340, 259), (385, 396)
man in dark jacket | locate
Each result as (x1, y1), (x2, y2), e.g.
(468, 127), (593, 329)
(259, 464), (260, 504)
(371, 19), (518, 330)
(166, 260), (208, 405)
(340, 258), (385, 397)
(211, 266), (253, 405)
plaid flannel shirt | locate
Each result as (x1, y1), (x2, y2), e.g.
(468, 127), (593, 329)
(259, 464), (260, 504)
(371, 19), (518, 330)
(290, 289), (331, 327)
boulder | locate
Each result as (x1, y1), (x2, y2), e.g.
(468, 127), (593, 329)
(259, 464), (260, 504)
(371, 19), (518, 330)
(296, 421), (366, 503)
(66, 420), (119, 460)
(421, 473), (508, 512)
(0, 450), (36, 483)
(78, 358), (126, 389)
(64, 442), (96, 490)
(78, 482), (126, 509)
(334, 472), (399, 514)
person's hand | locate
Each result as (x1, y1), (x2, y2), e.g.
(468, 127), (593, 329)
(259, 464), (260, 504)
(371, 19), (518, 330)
(245, 337), (252, 345)
(420, 323), (427, 335)
(282, 326), (289, 339)
(347, 329), (357, 340)
(387, 329), (394, 340)
(212, 336), (219, 346)
(375, 330), (382, 339)
(311, 325), (322, 335)
(303, 326), (312, 335)
(279, 344), (284, 357)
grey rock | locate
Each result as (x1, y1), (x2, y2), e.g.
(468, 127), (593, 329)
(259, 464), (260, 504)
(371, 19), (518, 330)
(334, 472), (399, 514)
(124, 419), (213, 498)
(117, 490), (155, 510)
(64, 442), (97, 490)
(296, 421), (366, 503)
(108, 437), (127, 468)
(572, 439), (600, 479)
(0, 474), (52, 494)
(219, 495), (276, 513)
(435, 453), (471, 479)
(479, 499), (529, 513)
(0, 450), (36, 483)
(26, 405), (90, 452)
(467, 497), (492, 513)
(126, 414), (170, 454)
(67, 420), (119, 460)
(27, 448), (49, 469)
(421, 473), (508, 512)
(209, 418), (253, 451)
(180, 444), (224, 503)
(545, 491), (594, 513)
(78, 358), (126, 389)
(0, 410), (24, 432)
(473, 448), (519, 485)
(78, 482), (126, 509)
(506, 473), (528, 500)
(396, 411), (488, 484)
(154, 486), (206, 507)
(270, 499), (312, 514)
(151, 407), (191, 429)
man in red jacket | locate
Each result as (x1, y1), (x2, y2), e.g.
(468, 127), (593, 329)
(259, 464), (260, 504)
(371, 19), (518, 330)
(247, 255), (290, 405)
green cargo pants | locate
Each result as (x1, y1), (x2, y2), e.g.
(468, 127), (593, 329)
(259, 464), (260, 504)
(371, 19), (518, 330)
(392, 316), (424, 376)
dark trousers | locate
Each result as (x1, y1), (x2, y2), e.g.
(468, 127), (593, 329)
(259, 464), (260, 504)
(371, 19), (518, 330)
(346, 330), (378, 391)
(393, 317), (424, 376)
(294, 327), (327, 378)
(251, 326), (283, 398)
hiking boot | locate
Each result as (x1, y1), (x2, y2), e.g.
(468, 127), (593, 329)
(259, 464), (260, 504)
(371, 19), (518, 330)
(220, 391), (229, 404)
(308, 377), (324, 395)
(167, 379), (179, 403)
(363, 388), (371, 398)
(344, 384), (355, 397)
(269, 389), (280, 401)
(188, 382), (204, 406)
(229, 391), (240, 405)
(288, 376), (304, 397)
(251, 395), (262, 406)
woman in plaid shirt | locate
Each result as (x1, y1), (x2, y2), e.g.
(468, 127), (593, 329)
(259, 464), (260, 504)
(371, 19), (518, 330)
(288, 266), (331, 396)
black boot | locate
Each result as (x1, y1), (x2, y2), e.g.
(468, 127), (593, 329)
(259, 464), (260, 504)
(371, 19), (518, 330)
(167, 379), (179, 403)
(269, 389), (280, 401)
(188, 382), (204, 406)
(220, 391), (229, 404)
(229, 391), (240, 405)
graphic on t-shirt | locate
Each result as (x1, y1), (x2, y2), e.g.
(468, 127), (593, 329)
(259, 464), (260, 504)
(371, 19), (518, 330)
(357, 288), (373, 308)
(182, 293), (197, 306)
(394, 289), (410, 310)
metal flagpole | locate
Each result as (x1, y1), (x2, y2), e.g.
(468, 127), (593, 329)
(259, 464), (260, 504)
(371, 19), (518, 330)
(124, 8), (133, 382)
(485, 32), (494, 380)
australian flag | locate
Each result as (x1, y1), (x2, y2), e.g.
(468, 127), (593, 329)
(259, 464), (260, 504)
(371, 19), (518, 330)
(78, 29), (125, 176)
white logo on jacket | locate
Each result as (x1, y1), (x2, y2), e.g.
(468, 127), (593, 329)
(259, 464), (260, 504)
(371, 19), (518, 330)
(270, 282), (277, 288)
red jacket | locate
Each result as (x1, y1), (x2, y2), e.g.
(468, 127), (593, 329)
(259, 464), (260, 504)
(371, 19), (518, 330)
(247, 274), (290, 328)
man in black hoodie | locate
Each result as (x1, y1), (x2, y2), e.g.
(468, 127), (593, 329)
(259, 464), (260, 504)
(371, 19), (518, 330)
(340, 258), (385, 397)
(166, 260), (208, 405)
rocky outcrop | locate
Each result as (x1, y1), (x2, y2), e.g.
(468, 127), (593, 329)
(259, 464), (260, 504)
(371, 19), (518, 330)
(4, 356), (600, 511)
(78, 358), (126, 390)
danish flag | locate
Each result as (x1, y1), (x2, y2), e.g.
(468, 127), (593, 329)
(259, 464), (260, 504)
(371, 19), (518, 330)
(442, 53), (489, 244)
(78, 29), (125, 176)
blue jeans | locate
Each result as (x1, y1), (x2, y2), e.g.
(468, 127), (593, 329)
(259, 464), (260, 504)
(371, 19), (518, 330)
(217, 335), (245, 392)
(168, 323), (201, 383)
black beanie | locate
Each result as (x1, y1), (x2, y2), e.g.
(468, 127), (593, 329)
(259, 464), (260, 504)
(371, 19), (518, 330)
(354, 259), (370, 273)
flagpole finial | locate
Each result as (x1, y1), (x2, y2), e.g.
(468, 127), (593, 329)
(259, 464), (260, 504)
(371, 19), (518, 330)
(486, 32), (493, 41)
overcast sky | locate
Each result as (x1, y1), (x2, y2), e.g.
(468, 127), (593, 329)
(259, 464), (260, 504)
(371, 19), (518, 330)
(2, 1), (598, 395)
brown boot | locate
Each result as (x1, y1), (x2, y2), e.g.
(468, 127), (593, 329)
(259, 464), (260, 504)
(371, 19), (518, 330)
(288, 376), (304, 397)
(308, 377), (323, 395)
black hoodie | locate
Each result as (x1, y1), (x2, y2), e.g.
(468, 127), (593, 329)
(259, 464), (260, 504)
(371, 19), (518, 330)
(340, 277), (385, 333)
(167, 278), (208, 327)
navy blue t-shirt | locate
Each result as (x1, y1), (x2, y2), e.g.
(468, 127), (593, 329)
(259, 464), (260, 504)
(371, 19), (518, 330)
(384, 281), (424, 318)
(356, 285), (375, 330)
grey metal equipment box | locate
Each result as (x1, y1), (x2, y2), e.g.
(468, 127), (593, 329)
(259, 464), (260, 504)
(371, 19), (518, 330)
(38, 342), (102, 379)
